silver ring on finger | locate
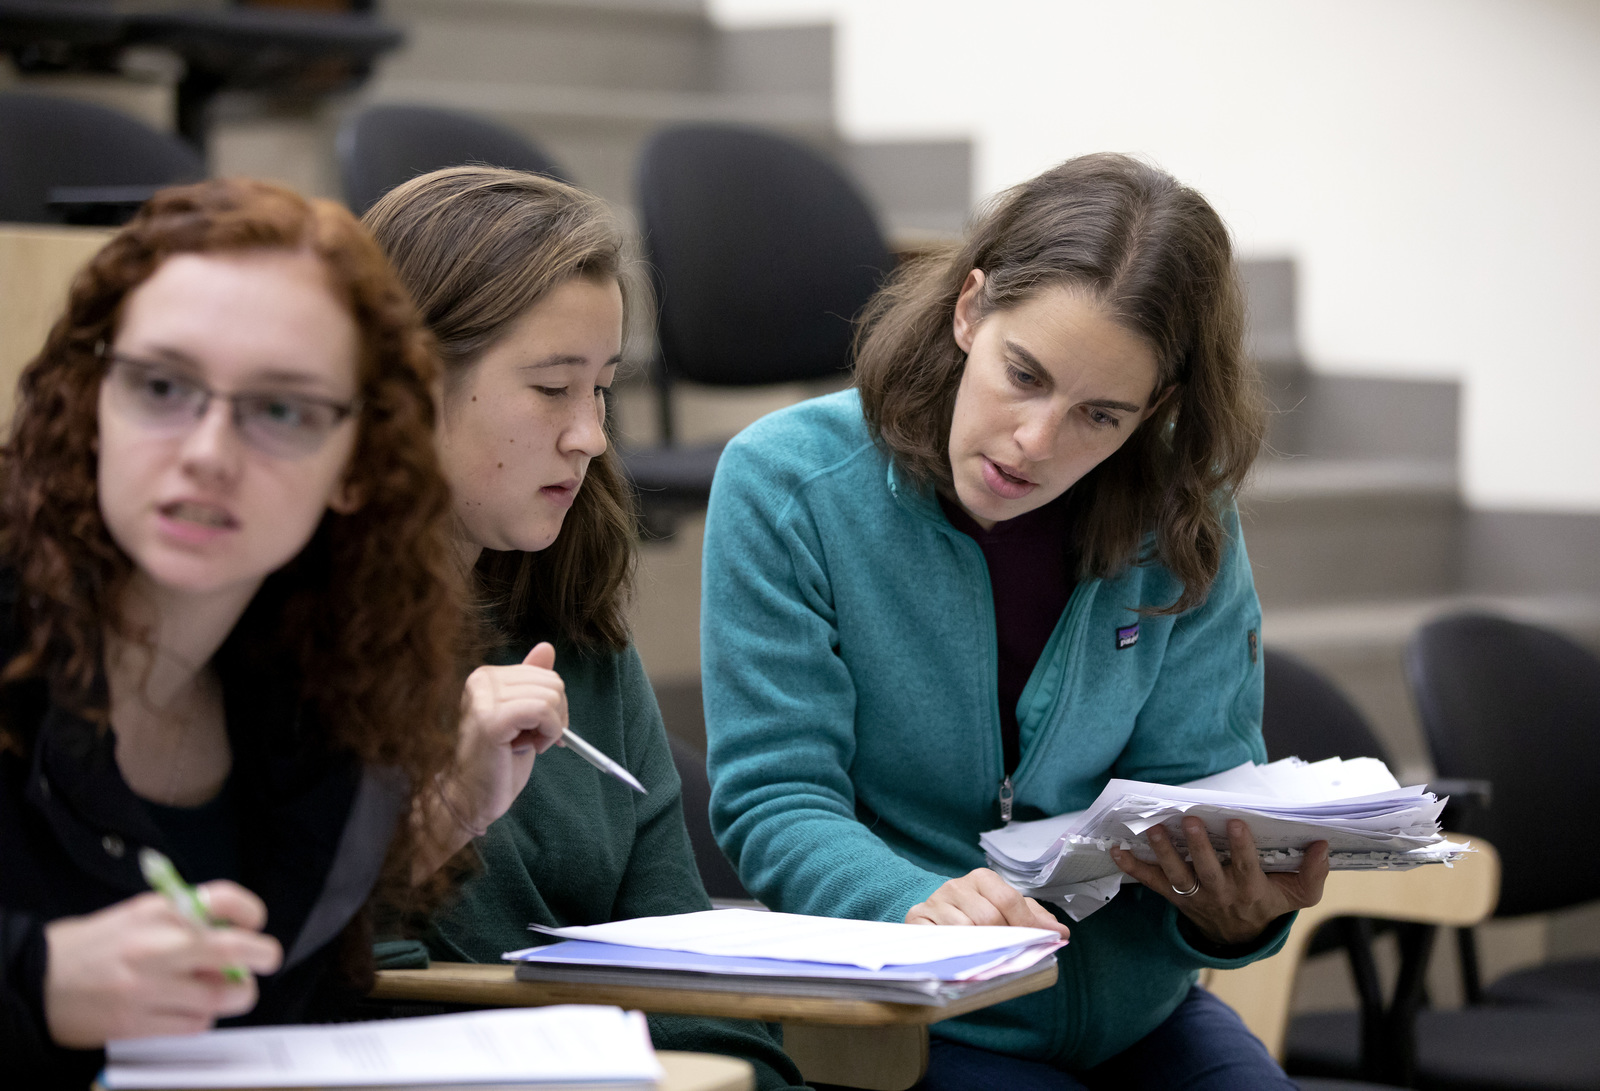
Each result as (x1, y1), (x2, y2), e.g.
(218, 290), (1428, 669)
(1171, 879), (1200, 897)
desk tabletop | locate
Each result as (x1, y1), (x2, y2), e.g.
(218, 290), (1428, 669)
(370, 960), (1058, 1027)
(659, 1051), (755, 1091)
(90, 1051), (752, 1091)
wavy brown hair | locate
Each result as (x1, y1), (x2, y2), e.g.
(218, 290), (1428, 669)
(0, 179), (465, 891)
(363, 167), (643, 650)
(856, 153), (1264, 614)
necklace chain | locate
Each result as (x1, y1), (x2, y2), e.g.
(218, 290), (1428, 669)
(115, 672), (222, 808)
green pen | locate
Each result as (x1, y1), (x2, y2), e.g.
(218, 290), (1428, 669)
(138, 848), (248, 984)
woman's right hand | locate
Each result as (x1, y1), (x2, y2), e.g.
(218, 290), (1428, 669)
(440, 642), (568, 835)
(906, 868), (1072, 939)
(43, 882), (283, 1048)
(412, 643), (568, 883)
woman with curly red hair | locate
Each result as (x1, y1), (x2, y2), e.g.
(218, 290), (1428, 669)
(0, 179), (465, 1085)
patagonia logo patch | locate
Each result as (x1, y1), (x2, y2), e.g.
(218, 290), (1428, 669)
(1115, 624), (1140, 650)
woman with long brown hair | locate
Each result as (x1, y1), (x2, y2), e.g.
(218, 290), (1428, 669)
(701, 154), (1328, 1089)
(364, 166), (804, 1091)
(0, 179), (464, 1085)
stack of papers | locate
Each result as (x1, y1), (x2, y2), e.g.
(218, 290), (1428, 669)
(102, 1006), (662, 1089)
(505, 908), (1066, 1005)
(981, 758), (1471, 921)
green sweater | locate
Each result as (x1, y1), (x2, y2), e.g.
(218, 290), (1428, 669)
(701, 391), (1290, 1070)
(427, 638), (804, 1091)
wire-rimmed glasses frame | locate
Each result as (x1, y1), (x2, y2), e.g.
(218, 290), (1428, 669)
(98, 347), (363, 460)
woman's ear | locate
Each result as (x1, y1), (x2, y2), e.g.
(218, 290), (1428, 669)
(327, 474), (364, 515)
(1137, 384), (1178, 426)
(951, 269), (986, 354)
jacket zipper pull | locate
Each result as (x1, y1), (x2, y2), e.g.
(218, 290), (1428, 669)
(998, 776), (1014, 823)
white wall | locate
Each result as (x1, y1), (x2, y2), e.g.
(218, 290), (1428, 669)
(710, 0), (1600, 511)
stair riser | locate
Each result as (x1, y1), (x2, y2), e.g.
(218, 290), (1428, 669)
(382, 0), (714, 93)
(1243, 494), (1465, 607)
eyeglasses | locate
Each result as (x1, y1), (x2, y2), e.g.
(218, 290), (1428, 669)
(100, 350), (361, 460)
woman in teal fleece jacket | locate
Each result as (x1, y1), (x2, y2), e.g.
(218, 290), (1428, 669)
(364, 167), (805, 1091)
(702, 155), (1329, 1089)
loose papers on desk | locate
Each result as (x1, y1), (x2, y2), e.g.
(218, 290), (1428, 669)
(981, 757), (1471, 921)
(102, 1006), (662, 1090)
(505, 908), (1067, 1005)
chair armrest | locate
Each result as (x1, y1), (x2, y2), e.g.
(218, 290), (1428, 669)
(1200, 834), (1500, 1059)
(1429, 779), (1492, 809)
(1432, 779), (1493, 832)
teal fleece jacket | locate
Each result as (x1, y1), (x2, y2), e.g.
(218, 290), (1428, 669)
(700, 390), (1289, 1069)
(427, 638), (804, 1091)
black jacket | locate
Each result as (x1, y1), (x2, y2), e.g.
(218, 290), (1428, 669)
(0, 577), (407, 1087)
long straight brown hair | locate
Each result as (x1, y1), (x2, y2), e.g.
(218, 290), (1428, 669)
(856, 154), (1264, 615)
(363, 167), (643, 649)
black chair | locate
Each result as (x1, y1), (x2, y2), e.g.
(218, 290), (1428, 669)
(665, 733), (750, 903)
(0, 89), (203, 225)
(1263, 649), (1435, 1084)
(1263, 648), (1389, 766)
(1268, 640), (1600, 1091)
(336, 102), (569, 216)
(626, 123), (894, 532)
(1408, 614), (1600, 1010)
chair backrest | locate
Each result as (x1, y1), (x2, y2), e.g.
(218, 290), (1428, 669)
(1262, 648), (1390, 765)
(636, 123), (893, 389)
(665, 733), (750, 902)
(337, 103), (569, 215)
(0, 91), (204, 225)
(1407, 612), (1600, 917)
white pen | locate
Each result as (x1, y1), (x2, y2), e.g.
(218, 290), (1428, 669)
(560, 727), (647, 794)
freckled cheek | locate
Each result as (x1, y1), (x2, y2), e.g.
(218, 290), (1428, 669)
(469, 423), (517, 471)
(1058, 432), (1125, 484)
(951, 401), (996, 453)
(1099, 426), (1138, 457)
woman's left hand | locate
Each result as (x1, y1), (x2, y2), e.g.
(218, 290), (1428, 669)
(1111, 817), (1329, 947)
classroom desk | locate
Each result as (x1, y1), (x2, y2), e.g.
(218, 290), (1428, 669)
(0, 5), (404, 150)
(92, 1051), (752, 1091)
(370, 960), (1059, 1091)
(658, 1052), (756, 1091)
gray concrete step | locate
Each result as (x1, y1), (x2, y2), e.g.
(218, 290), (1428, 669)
(365, 2), (840, 214)
(357, 76), (832, 209)
(1243, 355), (1468, 608)
(1242, 464), (1464, 609)
(6, 2), (974, 241)
(380, 0), (717, 96)
(367, 2), (972, 234)
(1262, 370), (1459, 463)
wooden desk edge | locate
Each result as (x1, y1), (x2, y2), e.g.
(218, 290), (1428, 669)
(658, 1051), (757, 1091)
(370, 959), (1058, 1026)
(92, 1053), (754, 1091)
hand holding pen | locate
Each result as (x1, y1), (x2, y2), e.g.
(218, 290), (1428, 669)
(429, 641), (644, 867)
(489, 642), (642, 793)
(41, 856), (280, 1047)
(139, 849), (249, 983)
(425, 636), (649, 876)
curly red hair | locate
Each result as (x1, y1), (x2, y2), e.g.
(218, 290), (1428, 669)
(0, 179), (463, 806)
